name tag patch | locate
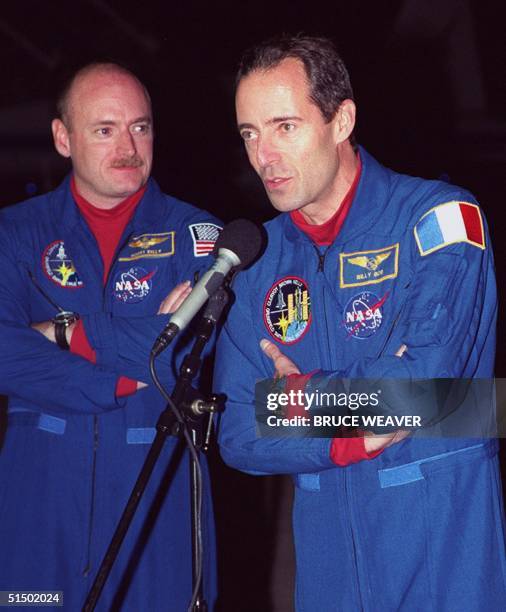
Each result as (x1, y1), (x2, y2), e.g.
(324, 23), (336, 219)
(340, 244), (399, 288)
(119, 232), (175, 261)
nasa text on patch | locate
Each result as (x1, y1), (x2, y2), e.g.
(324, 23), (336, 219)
(263, 276), (312, 344)
(118, 232), (175, 261)
(42, 240), (84, 288)
(113, 266), (156, 303)
(340, 244), (399, 288)
(343, 291), (388, 339)
(189, 223), (221, 257)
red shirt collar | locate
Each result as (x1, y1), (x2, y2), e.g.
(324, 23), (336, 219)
(70, 176), (146, 217)
(290, 156), (362, 246)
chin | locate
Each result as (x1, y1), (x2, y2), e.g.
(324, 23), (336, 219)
(269, 198), (304, 214)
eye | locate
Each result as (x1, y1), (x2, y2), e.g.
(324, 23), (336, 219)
(95, 127), (112, 136)
(280, 122), (296, 133)
(132, 123), (151, 135)
(240, 129), (257, 142)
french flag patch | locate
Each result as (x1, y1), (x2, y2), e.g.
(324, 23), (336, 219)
(414, 201), (485, 256)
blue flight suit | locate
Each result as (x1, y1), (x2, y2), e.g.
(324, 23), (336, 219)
(215, 148), (506, 611)
(0, 176), (220, 611)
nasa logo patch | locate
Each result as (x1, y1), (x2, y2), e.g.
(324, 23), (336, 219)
(263, 276), (311, 344)
(113, 266), (156, 303)
(42, 240), (83, 288)
(343, 291), (388, 339)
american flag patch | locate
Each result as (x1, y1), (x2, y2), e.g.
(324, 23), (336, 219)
(188, 223), (222, 257)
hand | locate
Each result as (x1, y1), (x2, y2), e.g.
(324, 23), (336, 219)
(158, 281), (192, 315)
(31, 320), (56, 342)
(31, 320), (77, 345)
(260, 339), (301, 377)
(363, 429), (410, 453)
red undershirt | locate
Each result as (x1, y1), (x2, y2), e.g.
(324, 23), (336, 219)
(285, 156), (382, 465)
(69, 177), (146, 397)
(290, 156), (362, 246)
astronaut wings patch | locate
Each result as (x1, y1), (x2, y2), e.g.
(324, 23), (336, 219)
(414, 201), (485, 256)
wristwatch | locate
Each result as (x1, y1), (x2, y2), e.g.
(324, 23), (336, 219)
(52, 311), (80, 350)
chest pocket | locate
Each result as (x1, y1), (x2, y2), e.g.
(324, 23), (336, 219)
(400, 252), (463, 348)
(335, 268), (413, 363)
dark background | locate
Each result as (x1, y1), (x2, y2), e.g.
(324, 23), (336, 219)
(1, 2), (504, 610)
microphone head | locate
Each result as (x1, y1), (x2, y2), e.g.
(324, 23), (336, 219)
(213, 218), (264, 269)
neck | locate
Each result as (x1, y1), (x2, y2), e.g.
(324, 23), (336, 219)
(73, 178), (135, 210)
(299, 142), (359, 225)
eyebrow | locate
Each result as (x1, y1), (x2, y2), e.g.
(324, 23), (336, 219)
(91, 116), (152, 127)
(237, 115), (302, 131)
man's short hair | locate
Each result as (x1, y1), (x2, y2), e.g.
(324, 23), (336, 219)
(55, 62), (151, 130)
(236, 35), (354, 124)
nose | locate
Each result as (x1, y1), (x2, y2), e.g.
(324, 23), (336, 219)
(255, 135), (280, 170)
(118, 129), (136, 156)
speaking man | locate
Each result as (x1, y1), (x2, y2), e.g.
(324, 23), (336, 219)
(215, 35), (505, 610)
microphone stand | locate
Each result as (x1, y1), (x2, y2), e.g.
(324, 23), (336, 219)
(82, 288), (229, 612)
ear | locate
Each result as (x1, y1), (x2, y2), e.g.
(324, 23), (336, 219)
(332, 99), (356, 145)
(51, 119), (71, 158)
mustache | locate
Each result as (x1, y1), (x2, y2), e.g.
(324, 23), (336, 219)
(111, 156), (143, 168)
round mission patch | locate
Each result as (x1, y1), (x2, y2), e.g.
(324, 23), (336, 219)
(42, 240), (83, 288)
(263, 276), (312, 344)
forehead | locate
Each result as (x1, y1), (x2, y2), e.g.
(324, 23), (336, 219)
(68, 70), (151, 122)
(236, 58), (313, 119)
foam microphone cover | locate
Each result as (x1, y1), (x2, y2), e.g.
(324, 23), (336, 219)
(213, 218), (264, 269)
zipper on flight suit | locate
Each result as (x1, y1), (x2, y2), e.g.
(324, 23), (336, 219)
(81, 225), (133, 578)
(312, 243), (365, 607)
(313, 245), (334, 367)
(315, 246), (327, 273)
(344, 470), (365, 611)
(83, 415), (99, 576)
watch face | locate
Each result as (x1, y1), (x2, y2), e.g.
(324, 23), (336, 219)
(54, 311), (79, 326)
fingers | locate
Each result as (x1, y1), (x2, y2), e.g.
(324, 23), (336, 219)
(260, 338), (283, 361)
(388, 429), (410, 445)
(395, 344), (408, 357)
(364, 428), (410, 453)
(31, 320), (56, 343)
(260, 339), (301, 377)
(364, 431), (396, 454)
(158, 281), (192, 314)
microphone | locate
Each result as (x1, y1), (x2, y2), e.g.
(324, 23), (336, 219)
(151, 219), (263, 356)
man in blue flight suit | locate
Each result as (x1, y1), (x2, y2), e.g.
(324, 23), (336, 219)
(0, 63), (218, 610)
(215, 36), (506, 610)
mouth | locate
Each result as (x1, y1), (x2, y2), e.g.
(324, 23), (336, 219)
(264, 177), (292, 191)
